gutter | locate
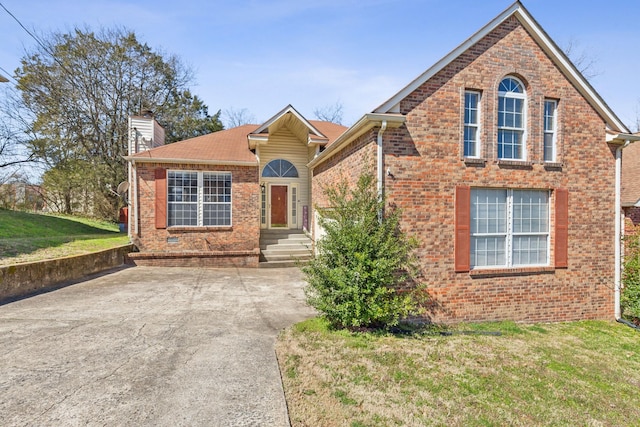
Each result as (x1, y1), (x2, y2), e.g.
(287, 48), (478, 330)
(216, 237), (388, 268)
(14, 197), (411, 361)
(307, 113), (405, 169)
(123, 156), (258, 167)
(377, 120), (388, 223)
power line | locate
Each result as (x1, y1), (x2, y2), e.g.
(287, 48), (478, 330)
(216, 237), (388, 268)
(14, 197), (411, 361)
(0, 1), (48, 52)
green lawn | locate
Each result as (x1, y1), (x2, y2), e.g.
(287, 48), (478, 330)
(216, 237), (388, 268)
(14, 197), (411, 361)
(0, 209), (129, 265)
(277, 318), (640, 427)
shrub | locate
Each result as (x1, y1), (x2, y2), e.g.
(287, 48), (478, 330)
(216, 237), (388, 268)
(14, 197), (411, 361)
(303, 170), (425, 329)
(622, 228), (640, 320)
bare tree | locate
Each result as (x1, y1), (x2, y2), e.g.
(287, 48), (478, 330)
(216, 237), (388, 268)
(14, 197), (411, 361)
(562, 37), (601, 80)
(313, 101), (344, 125)
(223, 107), (257, 128)
(0, 86), (36, 173)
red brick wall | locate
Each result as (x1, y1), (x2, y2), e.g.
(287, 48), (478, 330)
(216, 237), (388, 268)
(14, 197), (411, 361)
(314, 16), (616, 323)
(132, 162), (260, 266)
(312, 132), (378, 209)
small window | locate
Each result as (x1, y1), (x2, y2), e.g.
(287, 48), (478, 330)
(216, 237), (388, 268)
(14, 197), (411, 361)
(262, 159), (298, 178)
(497, 77), (526, 160)
(543, 100), (557, 162)
(464, 91), (481, 157)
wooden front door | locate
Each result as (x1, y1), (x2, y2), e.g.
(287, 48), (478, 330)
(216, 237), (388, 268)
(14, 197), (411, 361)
(270, 185), (288, 227)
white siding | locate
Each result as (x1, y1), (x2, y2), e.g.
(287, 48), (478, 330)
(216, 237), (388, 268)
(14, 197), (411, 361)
(129, 116), (164, 154)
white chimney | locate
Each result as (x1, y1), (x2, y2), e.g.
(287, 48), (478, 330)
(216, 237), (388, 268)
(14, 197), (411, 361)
(128, 110), (166, 155)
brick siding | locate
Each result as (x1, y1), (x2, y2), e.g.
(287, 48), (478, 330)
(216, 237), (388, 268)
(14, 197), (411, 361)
(313, 16), (616, 323)
(132, 162), (260, 267)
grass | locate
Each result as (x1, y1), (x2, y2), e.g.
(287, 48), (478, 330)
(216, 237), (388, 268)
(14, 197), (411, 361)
(276, 318), (640, 427)
(0, 209), (129, 265)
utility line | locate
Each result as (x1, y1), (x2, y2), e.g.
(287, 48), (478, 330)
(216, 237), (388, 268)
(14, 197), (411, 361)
(0, 1), (48, 52)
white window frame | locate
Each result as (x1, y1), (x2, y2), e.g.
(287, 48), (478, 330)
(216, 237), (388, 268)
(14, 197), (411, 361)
(497, 77), (527, 160)
(543, 99), (557, 162)
(464, 90), (481, 158)
(168, 170), (232, 227)
(291, 184), (298, 227)
(471, 188), (550, 269)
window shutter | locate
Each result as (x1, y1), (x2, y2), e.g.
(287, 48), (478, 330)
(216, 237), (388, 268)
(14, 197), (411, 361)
(555, 188), (568, 268)
(155, 168), (167, 229)
(455, 185), (471, 272)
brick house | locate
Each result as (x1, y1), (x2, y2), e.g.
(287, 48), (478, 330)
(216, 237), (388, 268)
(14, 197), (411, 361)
(125, 2), (638, 323)
(622, 135), (640, 229)
(125, 106), (346, 267)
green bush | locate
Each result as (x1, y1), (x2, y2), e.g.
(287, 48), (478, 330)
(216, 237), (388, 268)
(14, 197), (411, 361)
(303, 171), (425, 329)
(622, 228), (640, 320)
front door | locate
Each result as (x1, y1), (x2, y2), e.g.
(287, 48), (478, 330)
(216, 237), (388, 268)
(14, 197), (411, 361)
(270, 185), (288, 227)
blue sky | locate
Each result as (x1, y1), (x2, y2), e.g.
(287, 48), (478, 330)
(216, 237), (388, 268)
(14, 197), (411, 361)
(0, 0), (638, 129)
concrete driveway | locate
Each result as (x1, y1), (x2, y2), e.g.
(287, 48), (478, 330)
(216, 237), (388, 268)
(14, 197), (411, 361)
(0, 266), (315, 427)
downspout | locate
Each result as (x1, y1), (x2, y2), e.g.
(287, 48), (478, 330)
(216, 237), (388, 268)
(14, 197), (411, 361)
(615, 140), (631, 320)
(377, 120), (388, 223)
(132, 160), (139, 236)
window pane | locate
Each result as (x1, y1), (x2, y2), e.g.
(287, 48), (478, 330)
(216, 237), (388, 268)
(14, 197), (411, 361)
(168, 203), (197, 227)
(464, 127), (477, 157)
(513, 190), (548, 233)
(471, 189), (507, 234)
(498, 130), (523, 160)
(471, 236), (506, 267)
(203, 172), (232, 226)
(168, 171), (198, 226)
(513, 235), (547, 265)
(262, 159), (299, 178)
(544, 134), (554, 162)
(203, 204), (231, 226)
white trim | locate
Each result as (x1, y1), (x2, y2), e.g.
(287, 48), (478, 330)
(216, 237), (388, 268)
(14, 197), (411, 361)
(125, 157), (257, 166)
(497, 76), (527, 161)
(167, 170), (232, 228)
(543, 99), (558, 162)
(373, 1), (629, 134)
(463, 90), (482, 158)
(291, 184), (299, 228)
(470, 188), (550, 269)
(308, 113), (405, 169)
(251, 104), (326, 138)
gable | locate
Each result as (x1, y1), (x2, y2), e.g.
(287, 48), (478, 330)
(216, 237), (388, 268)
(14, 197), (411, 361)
(374, 1), (629, 134)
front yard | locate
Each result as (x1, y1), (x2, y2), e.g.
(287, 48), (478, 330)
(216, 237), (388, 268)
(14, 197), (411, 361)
(277, 319), (640, 426)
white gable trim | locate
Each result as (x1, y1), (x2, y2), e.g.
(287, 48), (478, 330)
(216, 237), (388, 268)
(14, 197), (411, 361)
(374, 1), (629, 134)
(251, 104), (326, 138)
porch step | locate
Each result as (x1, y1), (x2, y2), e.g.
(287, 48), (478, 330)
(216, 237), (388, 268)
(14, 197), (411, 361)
(259, 230), (313, 266)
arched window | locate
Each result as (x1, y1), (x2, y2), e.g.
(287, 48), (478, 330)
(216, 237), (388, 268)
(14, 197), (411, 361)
(262, 159), (299, 178)
(497, 76), (526, 160)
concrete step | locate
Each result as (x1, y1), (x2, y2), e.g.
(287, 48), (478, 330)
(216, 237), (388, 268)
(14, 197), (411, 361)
(260, 242), (312, 251)
(259, 230), (313, 267)
(258, 259), (308, 268)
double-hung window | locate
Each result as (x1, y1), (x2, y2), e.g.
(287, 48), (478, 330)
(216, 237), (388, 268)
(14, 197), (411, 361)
(168, 171), (231, 227)
(543, 99), (557, 162)
(470, 188), (549, 268)
(464, 91), (481, 157)
(497, 77), (526, 160)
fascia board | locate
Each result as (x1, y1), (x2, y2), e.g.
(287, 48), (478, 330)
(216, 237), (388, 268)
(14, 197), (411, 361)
(307, 113), (406, 169)
(374, 1), (630, 134)
(124, 156), (258, 167)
